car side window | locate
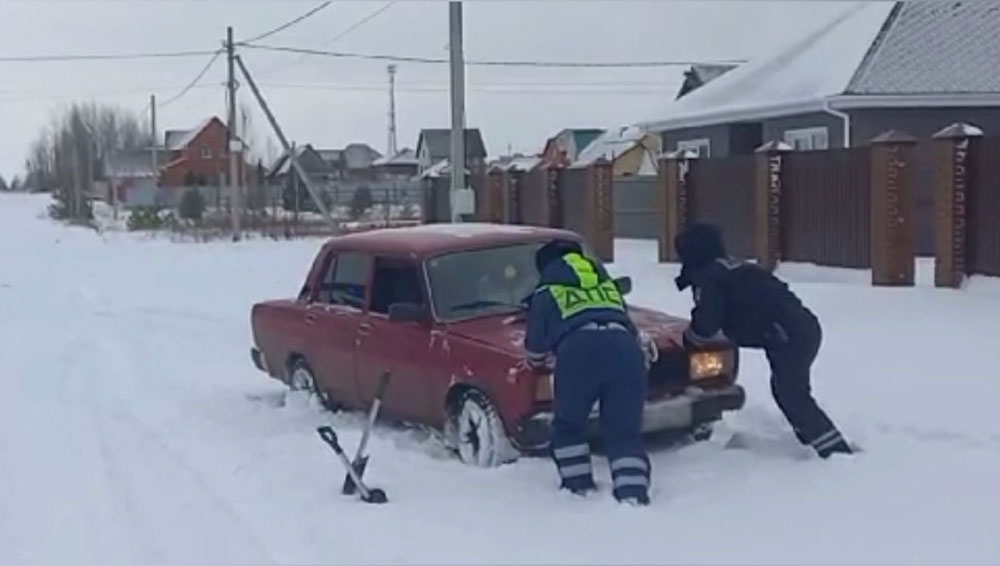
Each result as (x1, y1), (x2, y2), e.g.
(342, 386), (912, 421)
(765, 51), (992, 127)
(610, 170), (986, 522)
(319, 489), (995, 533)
(369, 256), (424, 315)
(324, 252), (370, 308)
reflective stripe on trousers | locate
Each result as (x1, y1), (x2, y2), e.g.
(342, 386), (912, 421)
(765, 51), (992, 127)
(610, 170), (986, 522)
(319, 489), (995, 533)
(609, 456), (650, 492)
(553, 443), (593, 481)
(811, 428), (846, 454)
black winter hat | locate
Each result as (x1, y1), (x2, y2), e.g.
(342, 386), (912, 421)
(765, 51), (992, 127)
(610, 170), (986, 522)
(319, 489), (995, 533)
(673, 222), (726, 290)
(535, 238), (582, 274)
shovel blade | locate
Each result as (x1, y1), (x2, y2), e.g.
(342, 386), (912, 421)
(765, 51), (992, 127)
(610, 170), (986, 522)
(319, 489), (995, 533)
(341, 456), (369, 495)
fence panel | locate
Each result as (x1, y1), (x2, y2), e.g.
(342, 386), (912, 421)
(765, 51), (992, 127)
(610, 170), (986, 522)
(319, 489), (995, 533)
(971, 137), (1000, 276)
(913, 141), (936, 256)
(689, 155), (756, 258)
(559, 166), (590, 236)
(782, 147), (871, 268)
(613, 175), (658, 239)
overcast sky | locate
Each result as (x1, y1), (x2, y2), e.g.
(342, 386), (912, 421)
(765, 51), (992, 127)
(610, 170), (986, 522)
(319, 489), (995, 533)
(0, 0), (862, 179)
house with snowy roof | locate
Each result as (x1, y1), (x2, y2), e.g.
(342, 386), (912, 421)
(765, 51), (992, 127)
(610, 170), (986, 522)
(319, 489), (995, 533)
(415, 128), (488, 177)
(372, 148), (419, 180)
(642, 1), (1000, 157)
(539, 128), (606, 168)
(160, 116), (250, 187)
(571, 126), (662, 176)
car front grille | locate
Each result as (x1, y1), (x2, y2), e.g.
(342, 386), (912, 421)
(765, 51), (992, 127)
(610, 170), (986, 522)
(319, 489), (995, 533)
(646, 351), (688, 399)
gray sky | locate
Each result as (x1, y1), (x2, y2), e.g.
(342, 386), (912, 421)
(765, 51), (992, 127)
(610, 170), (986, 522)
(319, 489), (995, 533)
(0, 0), (859, 179)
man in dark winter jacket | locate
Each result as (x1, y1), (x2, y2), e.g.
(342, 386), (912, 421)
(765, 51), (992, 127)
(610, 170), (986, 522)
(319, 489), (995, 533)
(674, 222), (853, 458)
(524, 239), (652, 505)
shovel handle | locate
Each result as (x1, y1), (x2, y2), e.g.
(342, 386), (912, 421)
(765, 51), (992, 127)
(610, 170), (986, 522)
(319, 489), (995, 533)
(316, 426), (342, 454)
(374, 371), (392, 400)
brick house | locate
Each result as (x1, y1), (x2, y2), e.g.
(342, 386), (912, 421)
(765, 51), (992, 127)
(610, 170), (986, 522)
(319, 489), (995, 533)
(160, 116), (249, 187)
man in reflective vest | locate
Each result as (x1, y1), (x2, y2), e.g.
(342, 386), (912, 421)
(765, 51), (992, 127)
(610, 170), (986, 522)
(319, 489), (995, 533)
(524, 239), (652, 505)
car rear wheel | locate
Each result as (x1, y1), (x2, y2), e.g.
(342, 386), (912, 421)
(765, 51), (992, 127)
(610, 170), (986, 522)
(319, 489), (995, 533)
(451, 389), (516, 468)
(288, 358), (337, 410)
(288, 359), (316, 391)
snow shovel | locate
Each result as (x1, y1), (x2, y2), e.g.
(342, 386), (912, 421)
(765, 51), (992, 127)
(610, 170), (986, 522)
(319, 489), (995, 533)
(342, 370), (392, 495)
(316, 426), (388, 504)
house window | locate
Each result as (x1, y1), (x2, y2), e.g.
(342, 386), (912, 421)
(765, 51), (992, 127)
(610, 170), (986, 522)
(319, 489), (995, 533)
(201, 144), (212, 159)
(784, 127), (829, 151)
(676, 138), (710, 158)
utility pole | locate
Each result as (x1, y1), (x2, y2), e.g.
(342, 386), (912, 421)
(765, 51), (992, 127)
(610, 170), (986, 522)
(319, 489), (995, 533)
(234, 54), (335, 227)
(226, 26), (242, 241)
(71, 139), (81, 220)
(145, 93), (156, 221)
(387, 64), (398, 157)
(448, 1), (466, 223)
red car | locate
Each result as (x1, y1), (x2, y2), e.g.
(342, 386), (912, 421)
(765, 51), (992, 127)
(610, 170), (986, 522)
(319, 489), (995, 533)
(250, 223), (745, 466)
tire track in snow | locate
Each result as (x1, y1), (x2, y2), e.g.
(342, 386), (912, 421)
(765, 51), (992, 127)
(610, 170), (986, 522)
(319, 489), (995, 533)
(0, 323), (138, 563)
(78, 317), (276, 564)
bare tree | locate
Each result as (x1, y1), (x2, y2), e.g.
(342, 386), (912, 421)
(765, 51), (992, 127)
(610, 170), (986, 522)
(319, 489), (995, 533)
(23, 101), (153, 221)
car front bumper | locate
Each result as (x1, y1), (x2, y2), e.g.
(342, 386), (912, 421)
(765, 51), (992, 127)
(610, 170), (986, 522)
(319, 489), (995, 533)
(513, 384), (746, 453)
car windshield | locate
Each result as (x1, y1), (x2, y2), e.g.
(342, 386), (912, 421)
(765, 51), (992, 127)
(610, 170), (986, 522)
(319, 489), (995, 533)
(426, 241), (584, 322)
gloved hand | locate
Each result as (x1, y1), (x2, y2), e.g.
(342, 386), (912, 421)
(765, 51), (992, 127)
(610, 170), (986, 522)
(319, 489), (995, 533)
(682, 329), (697, 351)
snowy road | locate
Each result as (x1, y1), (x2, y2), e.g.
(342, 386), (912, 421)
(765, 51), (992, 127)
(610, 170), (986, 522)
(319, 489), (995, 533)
(1, 193), (998, 565)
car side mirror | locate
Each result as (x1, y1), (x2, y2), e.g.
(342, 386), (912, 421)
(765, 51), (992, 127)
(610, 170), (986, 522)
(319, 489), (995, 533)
(614, 276), (633, 296)
(388, 302), (429, 323)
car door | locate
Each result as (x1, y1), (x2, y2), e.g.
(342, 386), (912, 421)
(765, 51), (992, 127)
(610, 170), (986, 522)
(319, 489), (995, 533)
(303, 249), (371, 410)
(355, 254), (441, 423)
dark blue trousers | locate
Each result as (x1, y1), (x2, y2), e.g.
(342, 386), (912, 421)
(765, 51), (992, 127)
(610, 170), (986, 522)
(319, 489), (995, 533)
(550, 324), (650, 502)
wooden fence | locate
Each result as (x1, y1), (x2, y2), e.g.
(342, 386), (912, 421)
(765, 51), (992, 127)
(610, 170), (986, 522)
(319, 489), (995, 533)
(782, 148), (870, 268)
(422, 123), (999, 287)
(689, 155), (756, 259)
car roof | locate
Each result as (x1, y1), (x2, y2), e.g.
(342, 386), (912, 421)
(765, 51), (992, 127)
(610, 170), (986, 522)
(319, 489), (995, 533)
(321, 223), (583, 258)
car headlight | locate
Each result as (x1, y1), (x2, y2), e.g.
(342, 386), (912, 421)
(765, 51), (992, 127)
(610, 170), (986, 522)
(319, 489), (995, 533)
(534, 372), (554, 401)
(690, 351), (727, 380)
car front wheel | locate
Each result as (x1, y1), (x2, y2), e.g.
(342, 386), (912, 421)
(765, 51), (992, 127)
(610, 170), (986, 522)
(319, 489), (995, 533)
(450, 389), (516, 468)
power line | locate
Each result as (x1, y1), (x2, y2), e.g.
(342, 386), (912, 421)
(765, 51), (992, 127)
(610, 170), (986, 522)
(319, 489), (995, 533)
(238, 1), (333, 44)
(254, 82), (670, 96)
(317, 2), (395, 49)
(258, 1), (396, 79)
(0, 49), (222, 63)
(239, 43), (746, 68)
(158, 50), (225, 108)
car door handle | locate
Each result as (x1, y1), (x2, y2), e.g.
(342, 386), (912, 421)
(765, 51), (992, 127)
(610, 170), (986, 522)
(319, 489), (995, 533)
(305, 313), (318, 325)
(358, 322), (372, 335)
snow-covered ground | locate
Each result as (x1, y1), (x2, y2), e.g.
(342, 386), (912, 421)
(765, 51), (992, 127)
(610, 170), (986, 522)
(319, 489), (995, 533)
(1, 192), (998, 565)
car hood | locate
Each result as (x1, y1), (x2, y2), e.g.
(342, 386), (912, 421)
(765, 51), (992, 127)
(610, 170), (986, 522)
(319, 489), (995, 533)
(446, 306), (693, 356)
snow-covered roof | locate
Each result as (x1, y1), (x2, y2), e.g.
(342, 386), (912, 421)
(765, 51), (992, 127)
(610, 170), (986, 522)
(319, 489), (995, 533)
(164, 118), (219, 151)
(641, 2), (895, 130)
(643, 1), (1000, 132)
(420, 159), (471, 179)
(573, 126), (653, 166)
(373, 148), (418, 166)
(504, 156), (542, 172)
(104, 149), (168, 179)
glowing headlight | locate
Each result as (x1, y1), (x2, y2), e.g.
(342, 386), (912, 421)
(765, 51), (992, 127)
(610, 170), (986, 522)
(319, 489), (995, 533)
(690, 351), (726, 380)
(534, 372), (554, 401)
